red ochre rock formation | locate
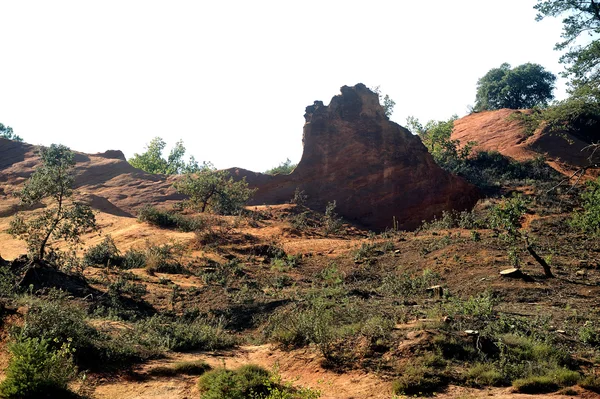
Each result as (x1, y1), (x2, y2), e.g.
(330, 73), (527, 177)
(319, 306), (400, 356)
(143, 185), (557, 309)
(228, 84), (480, 231)
(0, 138), (182, 218)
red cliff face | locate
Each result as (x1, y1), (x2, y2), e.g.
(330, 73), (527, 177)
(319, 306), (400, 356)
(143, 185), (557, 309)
(228, 84), (480, 231)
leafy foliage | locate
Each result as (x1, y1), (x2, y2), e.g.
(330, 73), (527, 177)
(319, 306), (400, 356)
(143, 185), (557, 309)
(8, 144), (97, 260)
(0, 123), (22, 142)
(535, 0), (600, 92)
(84, 235), (121, 266)
(0, 337), (77, 399)
(198, 364), (321, 399)
(137, 205), (206, 231)
(570, 176), (600, 235)
(128, 137), (200, 174)
(473, 63), (556, 111)
(174, 166), (256, 215)
(265, 158), (297, 175)
(371, 85), (396, 117)
(407, 115), (559, 190)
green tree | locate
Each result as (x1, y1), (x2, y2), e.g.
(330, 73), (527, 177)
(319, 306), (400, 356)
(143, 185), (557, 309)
(174, 165), (256, 215)
(372, 86), (396, 117)
(570, 176), (600, 235)
(0, 123), (22, 142)
(265, 158), (297, 175)
(474, 63), (556, 111)
(129, 137), (199, 174)
(0, 337), (77, 398)
(8, 144), (97, 260)
(407, 115), (475, 170)
(535, 0), (600, 92)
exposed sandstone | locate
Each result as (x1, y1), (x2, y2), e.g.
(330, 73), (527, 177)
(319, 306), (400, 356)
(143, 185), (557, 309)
(229, 84), (480, 230)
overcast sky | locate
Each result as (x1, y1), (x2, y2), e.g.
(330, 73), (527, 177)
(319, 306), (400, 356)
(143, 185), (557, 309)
(0, 1), (567, 172)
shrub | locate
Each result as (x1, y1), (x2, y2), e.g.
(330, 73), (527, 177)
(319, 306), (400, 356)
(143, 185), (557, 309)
(465, 363), (504, 387)
(322, 201), (343, 235)
(145, 242), (186, 274)
(570, 177), (600, 236)
(198, 365), (271, 399)
(580, 374), (600, 393)
(512, 376), (559, 394)
(19, 293), (153, 370)
(579, 321), (600, 346)
(197, 364), (320, 399)
(174, 168), (256, 215)
(392, 357), (446, 396)
(137, 205), (205, 232)
(135, 314), (237, 352)
(121, 248), (147, 269)
(265, 159), (297, 175)
(148, 360), (211, 377)
(84, 235), (121, 266)
(0, 337), (77, 399)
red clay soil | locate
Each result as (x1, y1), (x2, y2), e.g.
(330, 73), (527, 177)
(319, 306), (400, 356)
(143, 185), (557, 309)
(452, 109), (599, 179)
(0, 138), (182, 218)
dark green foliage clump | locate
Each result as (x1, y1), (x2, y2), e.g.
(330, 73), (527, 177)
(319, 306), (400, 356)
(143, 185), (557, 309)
(407, 115), (559, 191)
(19, 292), (157, 371)
(473, 63), (556, 111)
(137, 205), (205, 232)
(148, 360), (211, 377)
(198, 365), (271, 399)
(128, 137), (200, 175)
(0, 123), (22, 142)
(84, 235), (121, 266)
(174, 168), (256, 215)
(0, 337), (77, 399)
(570, 177), (600, 236)
(265, 158), (296, 175)
(135, 314), (237, 352)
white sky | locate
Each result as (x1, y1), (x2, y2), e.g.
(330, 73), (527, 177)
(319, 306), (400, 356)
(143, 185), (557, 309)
(0, 0), (568, 172)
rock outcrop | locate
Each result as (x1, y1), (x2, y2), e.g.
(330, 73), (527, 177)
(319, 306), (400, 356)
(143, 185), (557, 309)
(0, 138), (181, 217)
(229, 84), (479, 230)
(452, 109), (600, 179)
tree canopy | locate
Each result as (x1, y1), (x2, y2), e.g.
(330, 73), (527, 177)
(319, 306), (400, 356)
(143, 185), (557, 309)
(128, 137), (200, 175)
(474, 63), (557, 111)
(174, 165), (256, 215)
(8, 144), (97, 260)
(535, 0), (600, 93)
(265, 158), (297, 175)
(0, 123), (22, 142)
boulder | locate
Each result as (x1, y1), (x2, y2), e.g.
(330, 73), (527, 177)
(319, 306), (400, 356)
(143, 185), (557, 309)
(229, 84), (480, 231)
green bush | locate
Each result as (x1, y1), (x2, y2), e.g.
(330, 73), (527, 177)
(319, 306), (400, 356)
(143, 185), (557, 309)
(121, 248), (147, 269)
(197, 365), (320, 399)
(570, 177), (600, 236)
(144, 242), (187, 274)
(392, 357), (446, 396)
(135, 314), (237, 352)
(19, 293), (153, 370)
(265, 159), (297, 175)
(580, 374), (600, 393)
(0, 337), (77, 399)
(198, 365), (271, 399)
(84, 235), (121, 266)
(512, 375), (559, 393)
(465, 363), (504, 387)
(148, 360), (211, 377)
(322, 201), (343, 235)
(137, 205), (205, 232)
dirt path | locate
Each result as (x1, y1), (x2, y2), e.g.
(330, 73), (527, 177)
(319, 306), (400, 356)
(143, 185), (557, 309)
(92, 345), (390, 399)
(90, 344), (595, 399)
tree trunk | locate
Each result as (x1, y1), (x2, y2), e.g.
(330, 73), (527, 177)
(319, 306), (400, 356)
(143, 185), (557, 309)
(524, 236), (554, 278)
